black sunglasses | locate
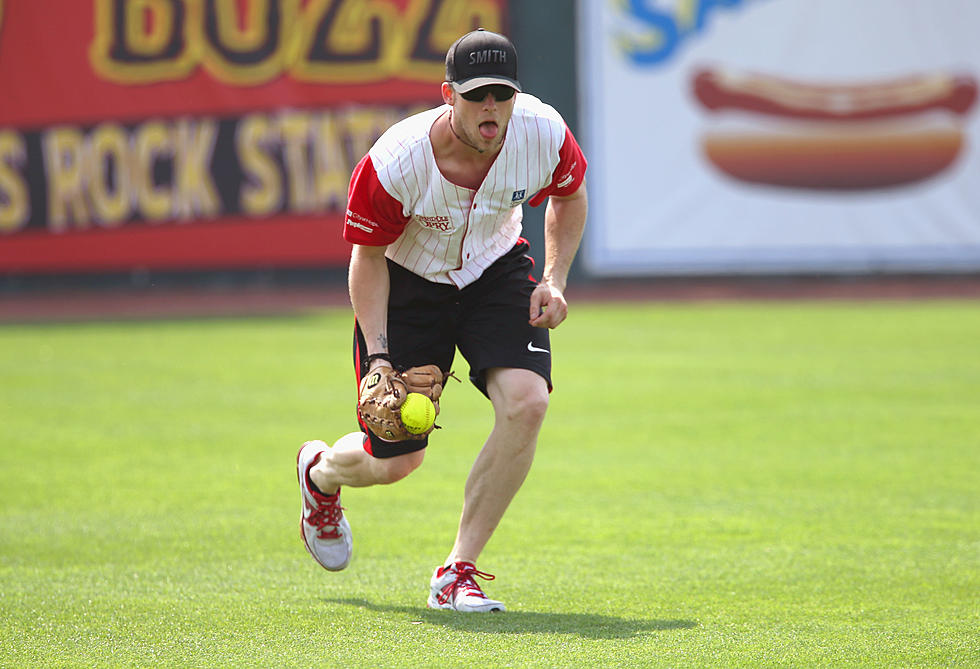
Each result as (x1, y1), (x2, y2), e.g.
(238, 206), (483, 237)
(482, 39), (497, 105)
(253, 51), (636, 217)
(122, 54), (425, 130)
(459, 84), (516, 102)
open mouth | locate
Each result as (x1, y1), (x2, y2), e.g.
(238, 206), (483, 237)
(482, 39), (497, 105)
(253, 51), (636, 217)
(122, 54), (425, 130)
(479, 121), (499, 139)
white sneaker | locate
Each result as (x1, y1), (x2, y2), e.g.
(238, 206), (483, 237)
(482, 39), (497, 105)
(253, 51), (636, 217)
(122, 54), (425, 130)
(427, 561), (506, 612)
(296, 440), (352, 571)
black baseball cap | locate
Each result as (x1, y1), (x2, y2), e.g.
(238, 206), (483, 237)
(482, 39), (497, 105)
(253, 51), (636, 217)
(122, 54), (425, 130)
(445, 29), (521, 94)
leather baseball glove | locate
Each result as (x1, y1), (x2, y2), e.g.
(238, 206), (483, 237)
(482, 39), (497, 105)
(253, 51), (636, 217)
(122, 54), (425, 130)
(357, 364), (447, 441)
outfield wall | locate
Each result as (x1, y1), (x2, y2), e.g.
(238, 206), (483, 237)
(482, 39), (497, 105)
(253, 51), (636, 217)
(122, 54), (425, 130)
(3, 1), (978, 281)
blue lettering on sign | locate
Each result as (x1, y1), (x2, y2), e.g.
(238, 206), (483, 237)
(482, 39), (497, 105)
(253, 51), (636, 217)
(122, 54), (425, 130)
(617, 0), (761, 66)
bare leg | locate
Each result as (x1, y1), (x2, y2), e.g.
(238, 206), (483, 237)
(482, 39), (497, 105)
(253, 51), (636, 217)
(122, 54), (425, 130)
(309, 432), (425, 495)
(446, 368), (549, 565)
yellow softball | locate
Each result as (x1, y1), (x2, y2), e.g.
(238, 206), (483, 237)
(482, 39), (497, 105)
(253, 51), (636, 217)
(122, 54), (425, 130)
(400, 393), (436, 434)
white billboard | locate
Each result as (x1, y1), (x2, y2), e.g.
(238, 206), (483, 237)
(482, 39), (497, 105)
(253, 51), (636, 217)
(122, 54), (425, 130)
(578, 0), (980, 275)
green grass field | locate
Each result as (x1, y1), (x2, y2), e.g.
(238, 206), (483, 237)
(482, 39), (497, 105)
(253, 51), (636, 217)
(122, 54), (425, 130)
(2, 299), (978, 667)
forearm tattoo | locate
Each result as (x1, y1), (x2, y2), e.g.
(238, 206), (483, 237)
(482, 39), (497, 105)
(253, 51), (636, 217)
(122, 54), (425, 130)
(376, 333), (389, 352)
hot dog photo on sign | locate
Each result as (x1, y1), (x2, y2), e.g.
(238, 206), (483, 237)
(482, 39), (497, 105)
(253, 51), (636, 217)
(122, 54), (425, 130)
(692, 67), (978, 190)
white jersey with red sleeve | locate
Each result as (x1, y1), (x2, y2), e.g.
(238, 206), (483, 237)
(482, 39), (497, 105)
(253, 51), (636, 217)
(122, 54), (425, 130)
(343, 93), (587, 287)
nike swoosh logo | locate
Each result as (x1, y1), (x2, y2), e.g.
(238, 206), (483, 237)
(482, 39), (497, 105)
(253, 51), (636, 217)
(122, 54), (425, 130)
(527, 342), (550, 354)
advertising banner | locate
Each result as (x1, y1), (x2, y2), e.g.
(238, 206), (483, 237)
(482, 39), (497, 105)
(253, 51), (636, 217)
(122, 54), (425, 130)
(579, 0), (980, 275)
(0, 0), (506, 273)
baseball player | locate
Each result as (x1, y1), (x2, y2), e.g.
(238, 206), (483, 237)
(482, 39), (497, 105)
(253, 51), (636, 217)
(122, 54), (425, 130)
(296, 28), (588, 612)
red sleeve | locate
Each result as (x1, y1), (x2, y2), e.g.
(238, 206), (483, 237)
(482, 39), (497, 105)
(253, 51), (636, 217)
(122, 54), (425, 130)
(527, 125), (588, 207)
(343, 154), (411, 245)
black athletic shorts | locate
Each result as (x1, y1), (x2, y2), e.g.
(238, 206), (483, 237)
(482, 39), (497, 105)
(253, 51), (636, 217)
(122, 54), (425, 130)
(354, 239), (552, 458)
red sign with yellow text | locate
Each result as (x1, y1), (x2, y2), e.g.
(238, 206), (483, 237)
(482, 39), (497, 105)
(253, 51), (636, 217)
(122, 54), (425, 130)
(0, 0), (506, 273)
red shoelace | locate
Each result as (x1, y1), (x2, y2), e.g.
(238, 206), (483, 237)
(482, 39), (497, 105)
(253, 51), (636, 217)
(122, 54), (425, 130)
(436, 563), (496, 605)
(305, 496), (344, 540)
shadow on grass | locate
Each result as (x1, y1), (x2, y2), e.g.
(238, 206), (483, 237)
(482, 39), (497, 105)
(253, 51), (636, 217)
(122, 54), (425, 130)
(324, 598), (697, 639)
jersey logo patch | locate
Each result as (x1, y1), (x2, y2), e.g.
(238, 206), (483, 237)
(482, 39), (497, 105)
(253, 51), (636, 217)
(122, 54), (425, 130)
(510, 189), (526, 206)
(556, 161), (578, 189)
(345, 209), (375, 233)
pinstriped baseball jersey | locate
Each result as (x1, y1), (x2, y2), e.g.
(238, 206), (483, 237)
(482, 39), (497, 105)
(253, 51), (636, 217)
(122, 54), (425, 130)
(343, 93), (587, 287)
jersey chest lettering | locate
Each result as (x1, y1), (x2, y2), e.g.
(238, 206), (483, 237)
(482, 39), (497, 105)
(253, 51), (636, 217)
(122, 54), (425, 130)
(414, 214), (453, 231)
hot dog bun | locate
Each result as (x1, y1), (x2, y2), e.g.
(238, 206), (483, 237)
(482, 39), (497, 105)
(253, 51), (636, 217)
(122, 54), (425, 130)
(693, 69), (977, 121)
(692, 67), (978, 190)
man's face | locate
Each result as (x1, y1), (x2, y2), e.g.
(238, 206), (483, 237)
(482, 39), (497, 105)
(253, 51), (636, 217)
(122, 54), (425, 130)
(451, 84), (516, 153)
